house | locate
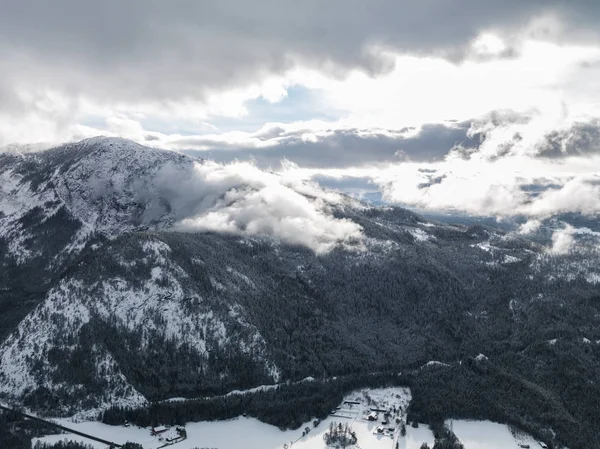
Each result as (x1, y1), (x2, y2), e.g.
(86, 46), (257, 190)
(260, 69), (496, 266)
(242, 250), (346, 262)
(538, 443), (548, 449)
(151, 425), (168, 435)
(367, 412), (379, 421)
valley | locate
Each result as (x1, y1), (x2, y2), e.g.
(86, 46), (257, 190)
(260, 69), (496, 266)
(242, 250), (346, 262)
(32, 388), (543, 449)
(0, 138), (599, 449)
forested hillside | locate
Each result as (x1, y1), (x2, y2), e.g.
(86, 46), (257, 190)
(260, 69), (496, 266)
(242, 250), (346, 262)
(0, 138), (599, 449)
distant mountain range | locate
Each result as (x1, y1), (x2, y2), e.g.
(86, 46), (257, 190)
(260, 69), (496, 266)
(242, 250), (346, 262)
(0, 137), (599, 448)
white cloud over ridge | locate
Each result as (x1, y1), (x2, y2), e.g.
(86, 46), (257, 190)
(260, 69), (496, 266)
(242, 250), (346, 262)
(550, 224), (576, 255)
(152, 160), (363, 253)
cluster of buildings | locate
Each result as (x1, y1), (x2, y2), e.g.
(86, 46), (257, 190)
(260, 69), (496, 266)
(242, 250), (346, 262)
(150, 425), (188, 445)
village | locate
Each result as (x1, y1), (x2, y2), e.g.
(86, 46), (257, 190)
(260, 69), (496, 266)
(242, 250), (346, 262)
(140, 388), (419, 449)
(30, 387), (435, 449)
(317, 387), (417, 448)
(109, 388), (419, 449)
(30, 387), (542, 449)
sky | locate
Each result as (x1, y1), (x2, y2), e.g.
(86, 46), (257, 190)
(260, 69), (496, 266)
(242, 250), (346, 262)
(2, 0), (600, 223)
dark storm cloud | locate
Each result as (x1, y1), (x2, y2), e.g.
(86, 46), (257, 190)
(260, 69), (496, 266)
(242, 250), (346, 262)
(1, 0), (599, 106)
(178, 121), (478, 168)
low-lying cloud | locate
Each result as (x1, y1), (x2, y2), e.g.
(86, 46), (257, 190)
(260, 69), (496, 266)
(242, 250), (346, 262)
(550, 224), (576, 254)
(292, 111), (600, 220)
(150, 160), (363, 253)
(141, 108), (600, 222)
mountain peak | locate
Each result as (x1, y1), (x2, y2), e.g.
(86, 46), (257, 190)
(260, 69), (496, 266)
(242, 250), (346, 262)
(43, 136), (192, 166)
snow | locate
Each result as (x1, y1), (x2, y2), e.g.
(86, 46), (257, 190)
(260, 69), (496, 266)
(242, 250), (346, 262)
(446, 420), (539, 449)
(0, 169), (62, 262)
(0, 234), (277, 413)
(399, 425), (436, 449)
(586, 273), (600, 284)
(408, 228), (435, 242)
(35, 387), (434, 449)
(160, 380), (283, 403)
(420, 360), (450, 370)
(227, 265), (256, 287)
(474, 242), (496, 253)
(35, 417), (435, 449)
(472, 242), (524, 267)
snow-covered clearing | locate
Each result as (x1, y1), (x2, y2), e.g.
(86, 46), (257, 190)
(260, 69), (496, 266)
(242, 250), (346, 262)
(34, 387), (435, 449)
(446, 420), (539, 449)
(408, 228), (435, 242)
(159, 376), (315, 403)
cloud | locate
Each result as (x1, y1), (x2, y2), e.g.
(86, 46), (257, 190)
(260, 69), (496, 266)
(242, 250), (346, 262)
(327, 108), (598, 218)
(174, 121), (476, 168)
(1, 1), (587, 101)
(241, 109), (596, 220)
(150, 160), (363, 253)
(550, 224), (575, 254)
(2, 1), (600, 227)
(535, 119), (600, 158)
(518, 219), (543, 234)
(91, 107), (600, 222)
(2, 2), (600, 145)
(373, 154), (600, 218)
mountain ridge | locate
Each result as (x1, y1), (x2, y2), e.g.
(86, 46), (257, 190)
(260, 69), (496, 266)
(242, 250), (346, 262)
(0, 137), (599, 448)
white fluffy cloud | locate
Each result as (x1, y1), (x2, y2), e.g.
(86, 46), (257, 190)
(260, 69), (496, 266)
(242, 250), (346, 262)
(152, 160), (363, 253)
(280, 110), (600, 219)
(518, 219), (543, 235)
(373, 157), (600, 218)
(550, 224), (576, 254)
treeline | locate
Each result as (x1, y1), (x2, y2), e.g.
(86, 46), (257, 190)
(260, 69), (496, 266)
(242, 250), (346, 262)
(3, 195), (600, 449)
(102, 372), (409, 430)
(0, 408), (55, 449)
(407, 353), (600, 449)
(33, 442), (94, 449)
(33, 442), (143, 449)
(100, 353), (598, 449)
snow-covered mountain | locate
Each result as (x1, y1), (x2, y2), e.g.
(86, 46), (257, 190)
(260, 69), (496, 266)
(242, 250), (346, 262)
(0, 137), (599, 430)
(0, 137), (193, 266)
(0, 137), (284, 414)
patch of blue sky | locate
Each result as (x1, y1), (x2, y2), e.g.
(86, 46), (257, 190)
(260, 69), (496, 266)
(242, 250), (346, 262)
(203, 85), (344, 133)
(80, 85), (344, 136)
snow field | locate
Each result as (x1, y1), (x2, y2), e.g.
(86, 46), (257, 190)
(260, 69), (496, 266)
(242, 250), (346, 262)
(34, 387), (436, 449)
(446, 419), (540, 449)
